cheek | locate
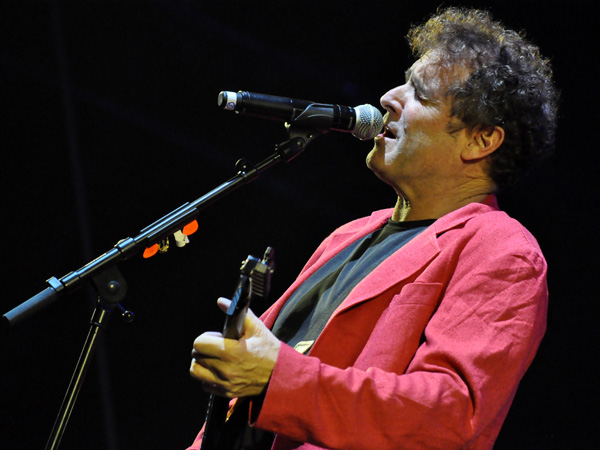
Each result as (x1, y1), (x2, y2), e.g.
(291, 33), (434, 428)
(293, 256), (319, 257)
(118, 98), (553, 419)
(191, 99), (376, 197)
(394, 128), (432, 161)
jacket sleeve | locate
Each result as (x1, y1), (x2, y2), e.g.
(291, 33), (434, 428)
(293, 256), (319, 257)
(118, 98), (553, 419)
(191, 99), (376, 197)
(252, 225), (548, 449)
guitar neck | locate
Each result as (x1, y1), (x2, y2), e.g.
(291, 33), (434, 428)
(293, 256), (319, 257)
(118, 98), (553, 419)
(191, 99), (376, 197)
(199, 248), (275, 450)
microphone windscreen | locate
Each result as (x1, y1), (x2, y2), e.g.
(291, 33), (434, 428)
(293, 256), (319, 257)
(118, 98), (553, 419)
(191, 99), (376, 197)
(353, 104), (384, 140)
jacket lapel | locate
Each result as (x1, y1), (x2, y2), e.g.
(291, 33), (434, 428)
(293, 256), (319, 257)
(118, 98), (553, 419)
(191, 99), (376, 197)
(332, 226), (440, 315)
(328, 195), (501, 318)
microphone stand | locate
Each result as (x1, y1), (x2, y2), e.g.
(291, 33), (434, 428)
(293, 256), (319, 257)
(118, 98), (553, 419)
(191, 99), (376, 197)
(45, 266), (132, 450)
(2, 125), (323, 449)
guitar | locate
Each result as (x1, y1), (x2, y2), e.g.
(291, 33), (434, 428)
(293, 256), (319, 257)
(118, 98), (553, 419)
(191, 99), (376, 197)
(200, 246), (275, 450)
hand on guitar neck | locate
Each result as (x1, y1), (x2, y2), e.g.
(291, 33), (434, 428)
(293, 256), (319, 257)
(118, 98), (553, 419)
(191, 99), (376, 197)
(190, 297), (281, 399)
(190, 248), (278, 450)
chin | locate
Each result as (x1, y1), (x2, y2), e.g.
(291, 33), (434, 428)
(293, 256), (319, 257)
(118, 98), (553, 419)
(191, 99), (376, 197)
(366, 156), (386, 182)
(366, 145), (381, 170)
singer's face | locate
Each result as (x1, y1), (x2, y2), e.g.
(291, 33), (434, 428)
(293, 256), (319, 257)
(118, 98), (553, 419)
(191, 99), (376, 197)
(366, 53), (470, 196)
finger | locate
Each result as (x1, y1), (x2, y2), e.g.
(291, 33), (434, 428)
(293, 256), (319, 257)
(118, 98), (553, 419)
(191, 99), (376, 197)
(191, 352), (231, 381)
(192, 332), (229, 358)
(189, 358), (221, 384)
(217, 297), (231, 312)
(190, 359), (233, 398)
(191, 349), (222, 361)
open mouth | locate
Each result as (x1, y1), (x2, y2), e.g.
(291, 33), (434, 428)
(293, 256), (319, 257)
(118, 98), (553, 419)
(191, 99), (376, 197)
(383, 126), (396, 138)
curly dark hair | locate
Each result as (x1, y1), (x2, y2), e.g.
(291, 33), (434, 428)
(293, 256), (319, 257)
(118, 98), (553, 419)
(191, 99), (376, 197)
(407, 7), (559, 190)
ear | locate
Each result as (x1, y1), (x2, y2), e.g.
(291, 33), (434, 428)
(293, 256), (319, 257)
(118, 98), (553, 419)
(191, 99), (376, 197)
(461, 126), (505, 161)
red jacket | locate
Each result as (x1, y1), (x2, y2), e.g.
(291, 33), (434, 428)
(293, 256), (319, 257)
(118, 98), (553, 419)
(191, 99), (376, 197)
(190, 196), (548, 449)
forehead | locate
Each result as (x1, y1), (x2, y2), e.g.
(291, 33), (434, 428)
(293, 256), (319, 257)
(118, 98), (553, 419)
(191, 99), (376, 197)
(406, 52), (470, 97)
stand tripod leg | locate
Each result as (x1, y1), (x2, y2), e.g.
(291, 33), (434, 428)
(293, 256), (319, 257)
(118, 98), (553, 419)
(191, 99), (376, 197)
(45, 301), (113, 450)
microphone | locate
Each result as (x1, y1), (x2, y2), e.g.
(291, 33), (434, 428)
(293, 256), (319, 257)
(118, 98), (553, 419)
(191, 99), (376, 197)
(217, 91), (383, 141)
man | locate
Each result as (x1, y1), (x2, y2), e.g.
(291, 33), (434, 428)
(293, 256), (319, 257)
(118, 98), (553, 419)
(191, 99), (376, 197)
(188, 7), (558, 450)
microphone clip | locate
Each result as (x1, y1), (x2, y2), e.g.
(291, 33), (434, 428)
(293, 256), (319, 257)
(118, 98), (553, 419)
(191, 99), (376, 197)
(275, 125), (324, 163)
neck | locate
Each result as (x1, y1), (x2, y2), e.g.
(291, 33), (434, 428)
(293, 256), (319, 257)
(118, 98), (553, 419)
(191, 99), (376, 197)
(392, 186), (494, 222)
(391, 196), (411, 221)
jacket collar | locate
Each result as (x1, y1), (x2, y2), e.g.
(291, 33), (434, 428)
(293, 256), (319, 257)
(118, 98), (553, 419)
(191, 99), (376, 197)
(319, 195), (499, 262)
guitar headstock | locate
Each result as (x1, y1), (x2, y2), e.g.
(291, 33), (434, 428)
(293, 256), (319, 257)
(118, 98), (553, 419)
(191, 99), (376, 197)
(250, 246), (275, 299)
(225, 246), (275, 318)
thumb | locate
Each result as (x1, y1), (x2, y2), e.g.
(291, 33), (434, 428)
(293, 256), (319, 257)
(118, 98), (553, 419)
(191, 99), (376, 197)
(242, 307), (268, 337)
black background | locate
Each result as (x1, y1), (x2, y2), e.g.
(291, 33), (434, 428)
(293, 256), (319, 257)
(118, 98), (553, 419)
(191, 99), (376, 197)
(1, 1), (597, 448)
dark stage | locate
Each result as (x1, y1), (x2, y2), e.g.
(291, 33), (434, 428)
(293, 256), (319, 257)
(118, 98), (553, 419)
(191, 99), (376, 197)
(1, 1), (597, 448)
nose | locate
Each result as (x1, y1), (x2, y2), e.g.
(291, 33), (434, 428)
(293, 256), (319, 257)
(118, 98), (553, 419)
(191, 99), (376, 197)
(380, 85), (406, 117)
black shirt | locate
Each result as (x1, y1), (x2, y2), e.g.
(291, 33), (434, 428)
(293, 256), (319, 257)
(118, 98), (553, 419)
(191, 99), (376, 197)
(271, 218), (435, 352)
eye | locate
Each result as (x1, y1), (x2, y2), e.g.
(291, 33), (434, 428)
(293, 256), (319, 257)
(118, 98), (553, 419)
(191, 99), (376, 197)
(408, 81), (423, 102)
(412, 84), (427, 103)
